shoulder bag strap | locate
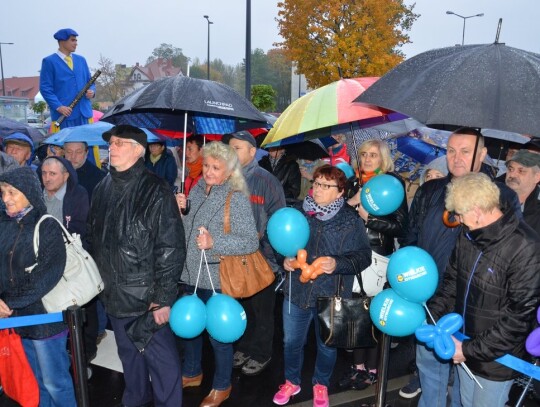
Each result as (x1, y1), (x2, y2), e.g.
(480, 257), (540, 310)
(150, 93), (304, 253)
(32, 214), (72, 256)
(223, 191), (234, 235)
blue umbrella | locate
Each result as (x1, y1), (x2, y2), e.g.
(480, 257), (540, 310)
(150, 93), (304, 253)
(45, 122), (113, 147)
(44, 122), (180, 147)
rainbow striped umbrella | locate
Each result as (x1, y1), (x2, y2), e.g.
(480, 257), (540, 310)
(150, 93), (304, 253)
(262, 77), (406, 147)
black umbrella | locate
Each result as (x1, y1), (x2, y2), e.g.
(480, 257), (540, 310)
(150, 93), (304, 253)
(0, 117), (46, 143)
(356, 41), (540, 138)
(101, 75), (268, 134)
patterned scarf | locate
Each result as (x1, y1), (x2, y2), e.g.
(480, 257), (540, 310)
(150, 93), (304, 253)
(360, 168), (381, 186)
(303, 195), (344, 221)
(6, 205), (33, 221)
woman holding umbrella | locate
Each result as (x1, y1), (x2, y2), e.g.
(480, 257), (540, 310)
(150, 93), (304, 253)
(340, 139), (408, 390)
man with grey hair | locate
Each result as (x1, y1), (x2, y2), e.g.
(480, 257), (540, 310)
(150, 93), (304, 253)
(505, 149), (540, 235)
(88, 125), (186, 407)
(40, 156), (89, 239)
(63, 141), (106, 201)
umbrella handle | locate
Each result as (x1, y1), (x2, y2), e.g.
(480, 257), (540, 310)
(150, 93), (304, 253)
(442, 210), (460, 228)
(181, 199), (191, 216)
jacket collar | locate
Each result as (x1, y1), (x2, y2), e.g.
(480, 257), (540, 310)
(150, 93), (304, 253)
(464, 208), (518, 250)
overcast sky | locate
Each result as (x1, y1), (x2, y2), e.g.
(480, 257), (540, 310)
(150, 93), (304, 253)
(1, 0), (539, 78)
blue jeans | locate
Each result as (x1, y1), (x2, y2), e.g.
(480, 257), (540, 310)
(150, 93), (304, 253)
(22, 332), (77, 407)
(282, 300), (337, 387)
(182, 288), (233, 390)
(417, 342), (462, 407)
(457, 366), (513, 407)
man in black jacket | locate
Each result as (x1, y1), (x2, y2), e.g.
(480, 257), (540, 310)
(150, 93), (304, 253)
(259, 146), (301, 204)
(88, 125), (186, 407)
(505, 149), (540, 236)
(430, 172), (540, 406)
(401, 128), (521, 406)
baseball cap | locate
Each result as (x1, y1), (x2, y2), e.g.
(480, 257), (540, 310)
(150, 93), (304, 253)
(222, 131), (257, 148)
(506, 150), (540, 168)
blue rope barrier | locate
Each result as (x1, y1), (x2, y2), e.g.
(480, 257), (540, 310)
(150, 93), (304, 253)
(0, 312), (63, 329)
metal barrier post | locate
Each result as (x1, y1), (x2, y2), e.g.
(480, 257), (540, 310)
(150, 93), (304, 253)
(375, 333), (391, 407)
(65, 306), (90, 407)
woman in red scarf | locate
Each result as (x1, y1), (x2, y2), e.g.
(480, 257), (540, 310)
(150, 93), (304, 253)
(184, 135), (204, 196)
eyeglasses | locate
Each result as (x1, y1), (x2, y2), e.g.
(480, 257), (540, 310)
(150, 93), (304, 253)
(311, 180), (338, 190)
(360, 152), (379, 159)
(108, 140), (139, 147)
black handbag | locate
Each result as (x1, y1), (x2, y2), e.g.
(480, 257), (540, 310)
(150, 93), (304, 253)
(317, 271), (377, 349)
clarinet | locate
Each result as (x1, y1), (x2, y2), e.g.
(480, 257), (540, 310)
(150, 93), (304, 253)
(54, 70), (102, 128)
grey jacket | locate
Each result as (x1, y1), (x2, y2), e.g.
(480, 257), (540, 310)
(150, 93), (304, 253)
(181, 179), (259, 290)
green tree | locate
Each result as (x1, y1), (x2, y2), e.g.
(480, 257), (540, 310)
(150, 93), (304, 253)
(251, 85), (277, 112)
(276, 0), (418, 88)
(147, 43), (189, 70)
(32, 101), (47, 122)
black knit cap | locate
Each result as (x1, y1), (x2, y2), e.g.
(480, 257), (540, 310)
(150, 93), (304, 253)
(102, 124), (147, 148)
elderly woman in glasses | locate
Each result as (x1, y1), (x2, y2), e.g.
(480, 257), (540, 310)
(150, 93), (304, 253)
(429, 172), (540, 407)
(273, 164), (371, 407)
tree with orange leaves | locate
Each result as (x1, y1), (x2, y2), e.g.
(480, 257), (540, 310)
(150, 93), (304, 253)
(276, 0), (418, 88)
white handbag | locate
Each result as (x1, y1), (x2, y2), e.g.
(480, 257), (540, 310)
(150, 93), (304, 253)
(353, 251), (389, 297)
(26, 214), (104, 312)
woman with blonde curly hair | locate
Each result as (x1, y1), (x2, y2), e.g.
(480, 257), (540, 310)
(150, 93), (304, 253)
(176, 141), (258, 407)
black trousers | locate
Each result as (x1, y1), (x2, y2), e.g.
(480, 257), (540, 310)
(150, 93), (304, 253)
(235, 279), (277, 362)
(83, 297), (98, 362)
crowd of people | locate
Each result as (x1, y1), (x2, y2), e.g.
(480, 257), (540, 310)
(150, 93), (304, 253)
(0, 26), (539, 407)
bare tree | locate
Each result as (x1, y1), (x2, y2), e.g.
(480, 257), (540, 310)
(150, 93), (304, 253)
(95, 55), (130, 103)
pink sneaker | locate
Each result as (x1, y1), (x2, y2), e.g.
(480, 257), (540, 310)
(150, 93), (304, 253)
(313, 384), (329, 407)
(273, 380), (301, 405)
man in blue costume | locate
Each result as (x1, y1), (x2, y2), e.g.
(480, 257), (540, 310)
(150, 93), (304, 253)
(40, 28), (95, 130)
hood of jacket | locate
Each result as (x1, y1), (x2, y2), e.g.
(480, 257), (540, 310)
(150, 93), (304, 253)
(40, 156), (79, 194)
(0, 166), (47, 216)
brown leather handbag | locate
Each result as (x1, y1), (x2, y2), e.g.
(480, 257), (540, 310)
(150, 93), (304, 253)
(219, 192), (275, 298)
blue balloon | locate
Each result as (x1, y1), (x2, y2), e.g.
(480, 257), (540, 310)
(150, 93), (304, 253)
(335, 162), (355, 179)
(267, 207), (310, 257)
(387, 246), (439, 304)
(170, 294), (207, 339)
(415, 313), (463, 360)
(369, 288), (426, 337)
(361, 174), (405, 216)
(206, 293), (247, 343)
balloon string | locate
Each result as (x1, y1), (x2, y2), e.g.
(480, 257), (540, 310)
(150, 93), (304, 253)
(194, 249), (204, 294)
(423, 304), (483, 389)
(423, 303), (437, 325)
(202, 250), (216, 294)
(288, 271), (292, 314)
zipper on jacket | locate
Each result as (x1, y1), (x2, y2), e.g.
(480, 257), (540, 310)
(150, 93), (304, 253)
(462, 249), (483, 335)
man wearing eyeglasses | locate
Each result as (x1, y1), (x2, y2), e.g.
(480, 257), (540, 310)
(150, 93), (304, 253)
(88, 125), (186, 407)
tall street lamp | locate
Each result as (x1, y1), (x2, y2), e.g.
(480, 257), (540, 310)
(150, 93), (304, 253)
(245, 0), (251, 100)
(0, 42), (14, 97)
(446, 11), (484, 46)
(203, 15), (213, 80)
